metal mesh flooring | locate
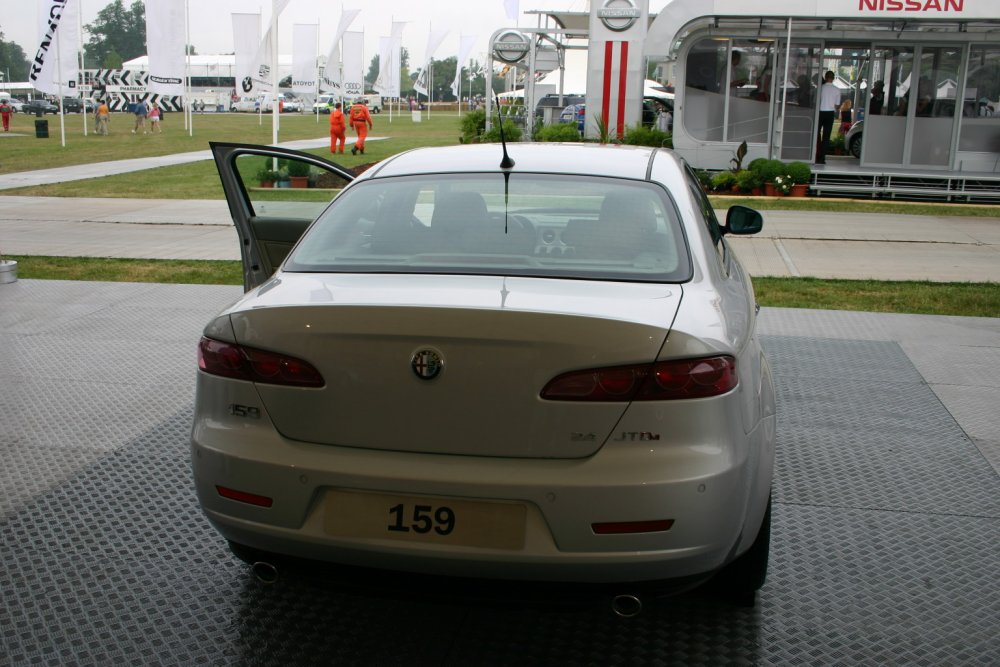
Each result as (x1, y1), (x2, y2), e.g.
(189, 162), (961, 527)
(2, 281), (998, 666)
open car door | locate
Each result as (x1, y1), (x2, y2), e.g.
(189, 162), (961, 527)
(210, 142), (355, 291)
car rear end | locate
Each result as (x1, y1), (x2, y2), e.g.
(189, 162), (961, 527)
(192, 145), (772, 587)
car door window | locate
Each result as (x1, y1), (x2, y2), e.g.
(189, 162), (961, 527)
(684, 166), (729, 271)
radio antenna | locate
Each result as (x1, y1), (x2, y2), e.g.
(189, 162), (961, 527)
(494, 96), (515, 170)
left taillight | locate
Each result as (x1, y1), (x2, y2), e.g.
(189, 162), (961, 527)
(540, 355), (737, 402)
(198, 337), (325, 388)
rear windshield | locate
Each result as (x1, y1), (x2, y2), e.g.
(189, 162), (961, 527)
(285, 173), (691, 282)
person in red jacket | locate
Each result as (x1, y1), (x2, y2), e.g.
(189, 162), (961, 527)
(349, 98), (373, 155)
(0, 99), (12, 132)
(329, 102), (346, 153)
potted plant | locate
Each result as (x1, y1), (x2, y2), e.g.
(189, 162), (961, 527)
(0, 248), (17, 284)
(786, 161), (812, 197)
(757, 159), (787, 196)
(285, 160), (312, 188)
(771, 174), (794, 196)
(735, 169), (763, 195)
(710, 170), (737, 193)
(255, 162), (279, 188)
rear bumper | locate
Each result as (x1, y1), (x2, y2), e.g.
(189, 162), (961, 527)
(192, 414), (772, 584)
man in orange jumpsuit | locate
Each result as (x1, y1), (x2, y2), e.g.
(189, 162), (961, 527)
(329, 102), (346, 153)
(349, 98), (373, 155)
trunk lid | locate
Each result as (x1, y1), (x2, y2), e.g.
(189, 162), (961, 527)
(227, 274), (682, 458)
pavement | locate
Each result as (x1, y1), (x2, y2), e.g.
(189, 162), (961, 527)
(0, 148), (998, 280)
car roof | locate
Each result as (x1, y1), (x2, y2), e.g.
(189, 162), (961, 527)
(368, 143), (677, 182)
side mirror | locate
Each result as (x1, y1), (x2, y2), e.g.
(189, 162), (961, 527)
(723, 205), (764, 235)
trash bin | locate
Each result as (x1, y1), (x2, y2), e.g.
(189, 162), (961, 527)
(34, 119), (49, 138)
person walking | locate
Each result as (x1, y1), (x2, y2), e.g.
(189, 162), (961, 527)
(95, 100), (110, 135)
(816, 71), (840, 164)
(0, 99), (12, 132)
(349, 98), (373, 155)
(132, 98), (148, 134)
(149, 103), (162, 133)
(329, 101), (346, 154)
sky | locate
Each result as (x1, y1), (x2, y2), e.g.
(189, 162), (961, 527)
(0, 0), (657, 72)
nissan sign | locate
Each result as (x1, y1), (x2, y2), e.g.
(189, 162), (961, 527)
(598, 0), (640, 32)
(493, 30), (530, 64)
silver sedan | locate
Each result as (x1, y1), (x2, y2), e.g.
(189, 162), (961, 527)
(193, 142), (776, 607)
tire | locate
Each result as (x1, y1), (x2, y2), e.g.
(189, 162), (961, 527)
(849, 135), (863, 158)
(710, 493), (771, 600)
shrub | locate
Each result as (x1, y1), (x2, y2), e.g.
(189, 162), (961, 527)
(734, 169), (762, 192)
(747, 157), (769, 175)
(621, 125), (672, 148)
(710, 171), (737, 191)
(285, 160), (311, 177)
(480, 119), (522, 143)
(695, 169), (713, 191)
(758, 159), (788, 184)
(537, 123), (582, 142)
(786, 161), (812, 185)
(459, 109), (486, 143)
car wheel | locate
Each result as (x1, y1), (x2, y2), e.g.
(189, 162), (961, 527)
(710, 493), (771, 601)
(849, 135), (863, 158)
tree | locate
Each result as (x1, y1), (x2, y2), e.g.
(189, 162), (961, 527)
(85, 0), (146, 69)
(0, 27), (30, 82)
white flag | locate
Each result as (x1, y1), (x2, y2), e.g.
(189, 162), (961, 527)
(425, 28), (449, 63)
(232, 13), (261, 96)
(273, 0), (292, 18)
(251, 25), (276, 92)
(321, 8), (360, 93)
(291, 23), (318, 94)
(504, 0), (519, 21)
(452, 34), (477, 98)
(413, 68), (429, 97)
(144, 0), (186, 96)
(30, 0), (80, 96)
(374, 22), (406, 98)
(341, 31), (364, 99)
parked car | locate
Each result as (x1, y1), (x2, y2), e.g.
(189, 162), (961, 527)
(22, 99), (59, 115)
(0, 97), (24, 112)
(61, 97), (83, 113)
(845, 120), (864, 158)
(279, 94), (302, 112)
(312, 94), (334, 114)
(559, 103), (585, 133)
(194, 141), (776, 606)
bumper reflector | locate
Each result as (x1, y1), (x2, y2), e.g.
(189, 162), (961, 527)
(216, 485), (273, 508)
(592, 519), (674, 535)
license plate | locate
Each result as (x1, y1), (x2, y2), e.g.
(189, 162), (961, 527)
(324, 489), (526, 550)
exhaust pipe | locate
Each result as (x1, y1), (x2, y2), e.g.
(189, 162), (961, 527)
(611, 594), (643, 618)
(251, 561), (279, 584)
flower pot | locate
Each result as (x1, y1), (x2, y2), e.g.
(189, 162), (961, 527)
(289, 176), (309, 189)
(259, 180), (274, 188)
(277, 180), (290, 188)
(0, 259), (18, 284)
(751, 187), (763, 196)
(789, 184), (809, 197)
(764, 182), (776, 196)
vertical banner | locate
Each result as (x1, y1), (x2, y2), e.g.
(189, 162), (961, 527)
(232, 13), (261, 96)
(374, 22), (406, 98)
(291, 23), (318, 94)
(321, 8), (361, 93)
(30, 0), (81, 96)
(251, 25), (275, 92)
(341, 31), (365, 99)
(585, 0), (649, 140)
(504, 0), (520, 22)
(452, 34), (477, 98)
(415, 28), (449, 98)
(145, 0), (186, 96)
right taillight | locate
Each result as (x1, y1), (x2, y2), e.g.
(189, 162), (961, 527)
(540, 355), (736, 402)
(198, 337), (325, 388)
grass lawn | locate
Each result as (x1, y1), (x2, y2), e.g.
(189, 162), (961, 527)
(2, 110), (998, 218)
(7, 255), (1000, 318)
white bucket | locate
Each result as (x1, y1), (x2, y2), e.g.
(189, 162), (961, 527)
(0, 259), (18, 284)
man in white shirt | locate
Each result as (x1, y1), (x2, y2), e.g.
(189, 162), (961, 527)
(817, 71), (840, 164)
